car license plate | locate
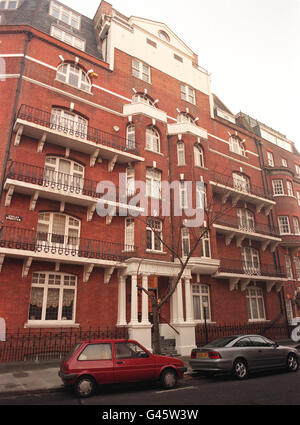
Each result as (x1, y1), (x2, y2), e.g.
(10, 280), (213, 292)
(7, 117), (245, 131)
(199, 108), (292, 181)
(197, 352), (208, 359)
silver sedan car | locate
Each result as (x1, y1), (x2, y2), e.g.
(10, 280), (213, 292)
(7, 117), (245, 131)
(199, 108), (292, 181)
(189, 335), (299, 380)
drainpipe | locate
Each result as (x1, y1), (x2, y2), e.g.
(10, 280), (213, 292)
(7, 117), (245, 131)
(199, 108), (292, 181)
(0, 31), (33, 200)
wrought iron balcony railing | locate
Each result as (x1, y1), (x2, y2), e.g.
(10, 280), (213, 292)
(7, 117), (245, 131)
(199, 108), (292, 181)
(6, 161), (136, 201)
(210, 171), (274, 202)
(214, 214), (281, 238)
(217, 259), (285, 278)
(16, 104), (140, 156)
(0, 226), (135, 262)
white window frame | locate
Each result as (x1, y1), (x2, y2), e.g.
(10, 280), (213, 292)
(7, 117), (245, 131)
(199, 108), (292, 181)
(146, 169), (161, 199)
(50, 108), (88, 138)
(56, 63), (91, 92)
(293, 217), (300, 235)
(125, 218), (135, 252)
(297, 191), (300, 206)
(180, 83), (195, 104)
(233, 173), (250, 193)
(282, 158), (288, 167)
(0, 0), (18, 9)
(229, 136), (246, 157)
(146, 219), (163, 252)
(126, 167), (135, 197)
(237, 208), (255, 232)
(132, 59), (151, 83)
(177, 141), (185, 165)
(50, 1), (80, 29)
(192, 284), (211, 322)
(294, 257), (300, 281)
(246, 286), (266, 322)
(132, 93), (154, 106)
(267, 151), (274, 167)
(285, 255), (293, 279)
(278, 216), (291, 235)
(146, 127), (160, 153)
(44, 156), (85, 192)
(287, 181), (294, 197)
(295, 164), (300, 178)
(37, 212), (81, 251)
(242, 247), (260, 274)
(126, 124), (136, 150)
(177, 113), (193, 124)
(272, 179), (284, 195)
(51, 25), (85, 51)
(179, 181), (188, 209)
(28, 272), (77, 325)
(200, 231), (211, 258)
(181, 228), (190, 257)
(194, 144), (204, 168)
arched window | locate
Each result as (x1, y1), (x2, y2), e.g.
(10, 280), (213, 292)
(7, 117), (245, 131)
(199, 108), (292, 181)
(177, 112), (194, 124)
(28, 272), (77, 323)
(44, 156), (84, 192)
(146, 127), (160, 153)
(233, 172), (250, 193)
(132, 93), (155, 106)
(126, 124), (136, 150)
(37, 212), (81, 250)
(56, 63), (91, 92)
(229, 135), (246, 156)
(50, 108), (88, 138)
(177, 140), (185, 165)
(194, 144), (204, 167)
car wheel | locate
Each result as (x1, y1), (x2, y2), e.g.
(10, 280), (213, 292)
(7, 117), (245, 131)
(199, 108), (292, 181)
(286, 354), (299, 373)
(74, 376), (96, 398)
(160, 369), (178, 389)
(233, 359), (248, 380)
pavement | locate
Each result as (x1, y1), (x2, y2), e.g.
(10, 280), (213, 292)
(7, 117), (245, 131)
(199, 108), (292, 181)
(0, 340), (298, 397)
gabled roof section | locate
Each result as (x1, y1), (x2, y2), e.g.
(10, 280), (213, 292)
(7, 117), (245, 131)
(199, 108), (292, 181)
(129, 16), (197, 61)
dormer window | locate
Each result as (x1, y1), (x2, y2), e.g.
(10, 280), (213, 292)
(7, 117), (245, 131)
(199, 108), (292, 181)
(56, 63), (91, 92)
(0, 0), (18, 9)
(51, 26), (85, 51)
(50, 1), (80, 30)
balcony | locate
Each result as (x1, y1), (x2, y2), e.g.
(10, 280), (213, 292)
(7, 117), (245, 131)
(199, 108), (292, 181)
(279, 234), (300, 255)
(4, 161), (144, 222)
(214, 214), (281, 251)
(14, 105), (144, 167)
(214, 259), (286, 292)
(123, 101), (167, 123)
(167, 122), (208, 139)
(0, 226), (136, 282)
(209, 171), (275, 215)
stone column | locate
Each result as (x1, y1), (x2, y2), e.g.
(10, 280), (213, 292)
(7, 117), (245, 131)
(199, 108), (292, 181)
(185, 278), (194, 323)
(129, 273), (138, 325)
(141, 274), (151, 325)
(175, 279), (184, 324)
(117, 272), (127, 327)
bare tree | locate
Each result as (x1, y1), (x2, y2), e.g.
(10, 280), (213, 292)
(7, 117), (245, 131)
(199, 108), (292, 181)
(135, 180), (234, 354)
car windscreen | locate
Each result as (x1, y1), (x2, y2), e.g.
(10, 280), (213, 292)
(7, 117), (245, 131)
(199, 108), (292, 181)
(63, 343), (81, 361)
(202, 336), (237, 348)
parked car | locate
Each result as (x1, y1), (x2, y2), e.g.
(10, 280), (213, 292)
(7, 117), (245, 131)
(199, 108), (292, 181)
(59, 339), (187, 397)
(189, 335), (299, 380)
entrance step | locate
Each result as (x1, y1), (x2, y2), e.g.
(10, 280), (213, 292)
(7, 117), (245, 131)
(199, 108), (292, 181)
(157, 336), (179, 357)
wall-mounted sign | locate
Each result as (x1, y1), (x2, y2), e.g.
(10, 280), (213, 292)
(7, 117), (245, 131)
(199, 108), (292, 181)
(5, 214), (22, 222)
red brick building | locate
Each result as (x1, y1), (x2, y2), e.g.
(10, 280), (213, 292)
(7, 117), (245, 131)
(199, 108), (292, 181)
(0, 0), (299, 354)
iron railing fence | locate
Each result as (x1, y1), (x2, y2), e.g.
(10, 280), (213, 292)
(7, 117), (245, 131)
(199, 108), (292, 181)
(6, 160), (137, 200)
(0, 225), (136, 261)
(218, 259), (286, 278)
(0, 327), (129, 363)
(210, 170), (274, 201)
(214, 213), (281, 238)
(17, 104), (140, 156)
(195, 323), (292, 346)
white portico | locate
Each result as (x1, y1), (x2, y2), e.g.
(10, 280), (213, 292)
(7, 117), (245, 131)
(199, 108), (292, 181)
(116, 258), (197, 356)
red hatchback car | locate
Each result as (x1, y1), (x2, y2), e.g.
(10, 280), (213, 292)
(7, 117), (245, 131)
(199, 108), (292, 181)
(59, 339), (187, 398)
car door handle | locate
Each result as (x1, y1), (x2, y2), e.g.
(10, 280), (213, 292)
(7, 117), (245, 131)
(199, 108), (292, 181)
(258, 350), (262, 353)
(117, 361), (125, 364)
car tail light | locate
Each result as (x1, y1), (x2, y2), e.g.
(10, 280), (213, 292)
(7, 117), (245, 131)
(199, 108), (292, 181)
(191, 349), (197, 359)
(208, 351), (222, 360)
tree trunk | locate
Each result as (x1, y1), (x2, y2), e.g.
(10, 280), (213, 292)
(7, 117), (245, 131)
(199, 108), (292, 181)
(152, 303), (161, 354)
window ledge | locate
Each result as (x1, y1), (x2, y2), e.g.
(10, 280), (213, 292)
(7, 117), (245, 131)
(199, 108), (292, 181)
(55, 79), (93, 96)
(145, 249), (167, 255)
(25, 322), (80, 329)
(144, 148), (164, 156)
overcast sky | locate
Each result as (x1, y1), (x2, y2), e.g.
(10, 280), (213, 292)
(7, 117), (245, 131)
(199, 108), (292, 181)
(60, 0), (300, 149)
